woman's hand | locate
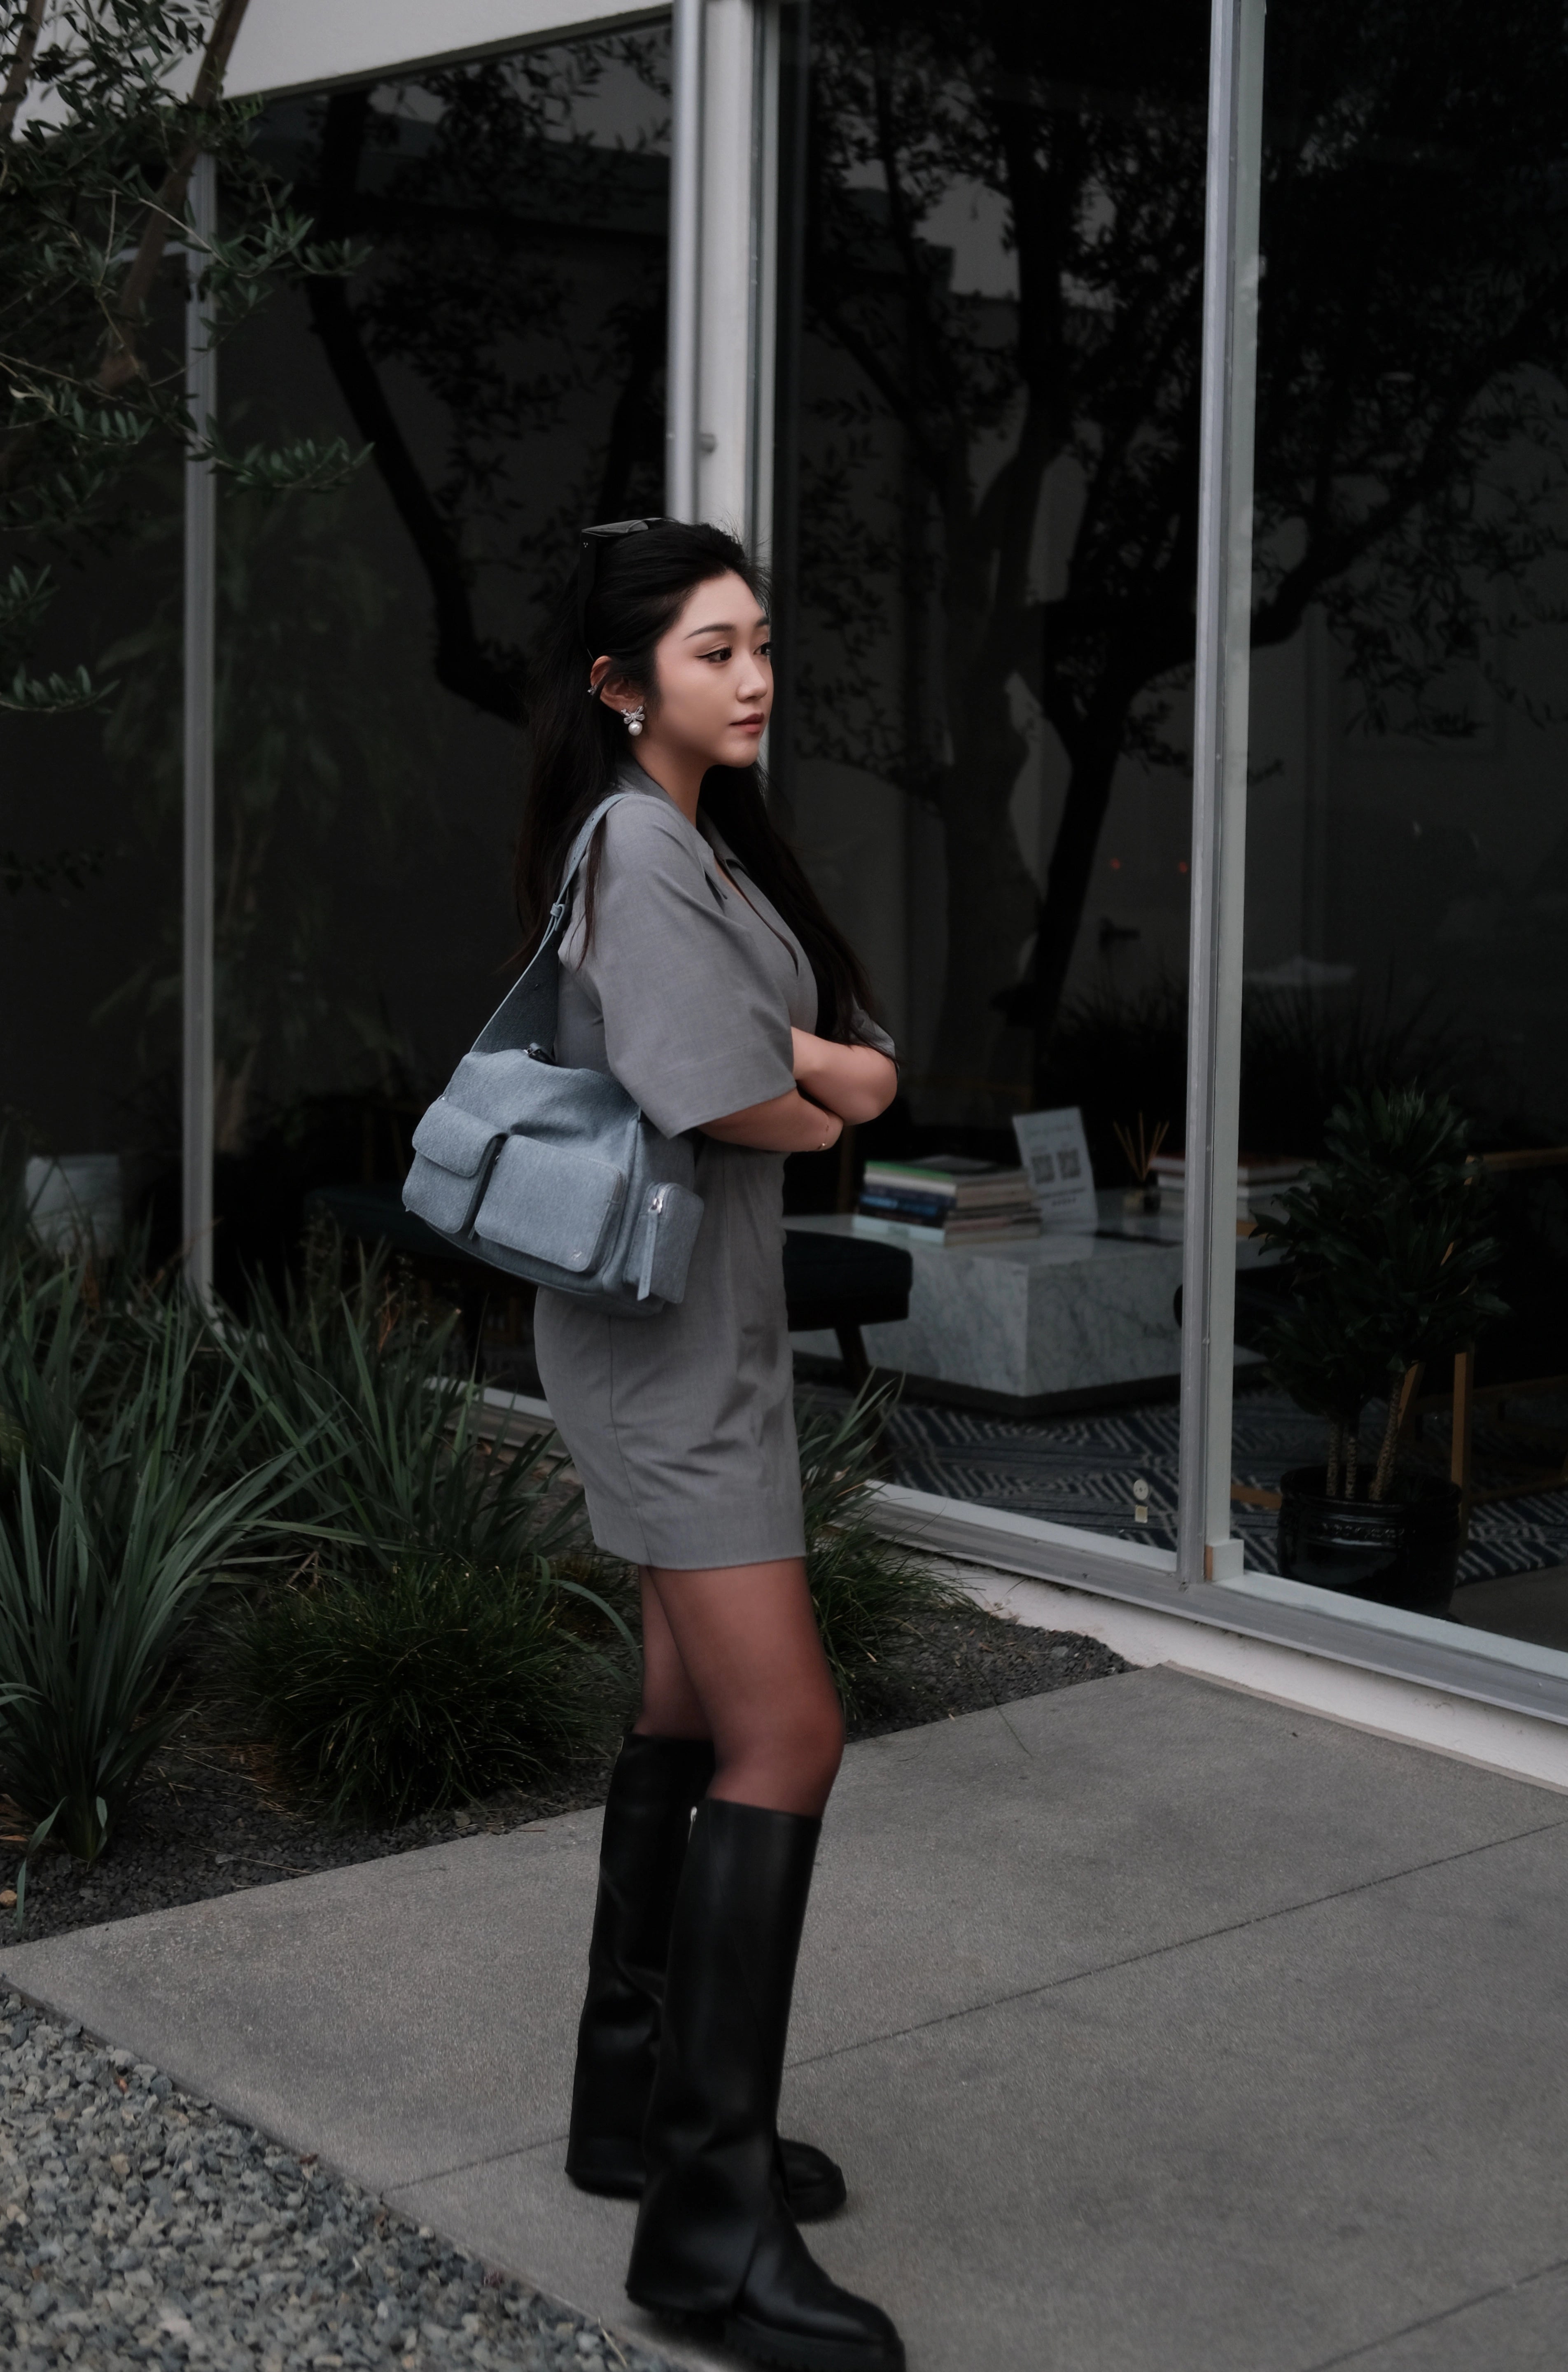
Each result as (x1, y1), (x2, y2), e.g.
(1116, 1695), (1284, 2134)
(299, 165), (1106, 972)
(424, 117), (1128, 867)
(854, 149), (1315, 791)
(790, 1029), (898, 1125)
(701, 1090), (844, 1154)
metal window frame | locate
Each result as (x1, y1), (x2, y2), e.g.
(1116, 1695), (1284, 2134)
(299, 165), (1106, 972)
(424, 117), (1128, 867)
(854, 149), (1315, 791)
(178, 0), (1568, 1715)
(674, 0), (778, 539)
(182, 154), (218, 1300)
(183, 0), (1267, 1597)
(666, 0), (702, 518)
(186, 0), (1248, 1527)
(184, 0), (1271, 1603)
(1176, 0), (1266, 1588)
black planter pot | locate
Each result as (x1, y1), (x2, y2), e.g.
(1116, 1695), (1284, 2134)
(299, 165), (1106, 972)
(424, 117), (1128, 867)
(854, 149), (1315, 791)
(1276, 1466), (1462, 1616)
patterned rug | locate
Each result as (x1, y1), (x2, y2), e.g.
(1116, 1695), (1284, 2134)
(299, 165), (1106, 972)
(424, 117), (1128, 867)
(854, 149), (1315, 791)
(870, 1387), (1568, 1586)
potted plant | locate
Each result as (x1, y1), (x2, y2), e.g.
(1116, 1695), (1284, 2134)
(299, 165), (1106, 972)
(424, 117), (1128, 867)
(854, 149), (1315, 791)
(1253, 1088), (1505, 1615)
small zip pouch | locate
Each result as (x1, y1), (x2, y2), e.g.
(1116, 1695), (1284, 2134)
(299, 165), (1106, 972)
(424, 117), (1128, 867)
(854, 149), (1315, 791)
(628, 1178), (706, 1303)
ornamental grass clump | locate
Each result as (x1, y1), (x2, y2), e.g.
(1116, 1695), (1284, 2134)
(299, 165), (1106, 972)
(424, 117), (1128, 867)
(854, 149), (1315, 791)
(0, 1346), (303, 1886)
(798, 1386), (958, 1710)
(228, 1553), (604, 1826)
(0, 1201), (222, 1476)
(214, 1244), (589, 1576)
(0, 1197), (308, 1889)
(1254, 1087), (1506, 1501)
(216, 1234), (631, 1823)
(0, 1435), (297, 1877)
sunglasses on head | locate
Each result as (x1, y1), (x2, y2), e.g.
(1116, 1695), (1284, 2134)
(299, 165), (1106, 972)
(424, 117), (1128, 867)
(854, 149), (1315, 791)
(578, 516), (669, 659)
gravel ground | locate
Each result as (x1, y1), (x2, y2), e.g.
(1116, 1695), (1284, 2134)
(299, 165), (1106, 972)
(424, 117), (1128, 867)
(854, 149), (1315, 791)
(0, 1994), (674, 2372)
(12, 1603), (1129, 1945)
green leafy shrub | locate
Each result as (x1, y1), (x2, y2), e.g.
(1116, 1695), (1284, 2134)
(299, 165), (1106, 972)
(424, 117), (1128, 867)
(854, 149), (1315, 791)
(228, 1555), (607, 1824)
(1255, 1088), (1506, 1499)
(215, 1246), (588, 1575)
(798, 1388), (959, 1710)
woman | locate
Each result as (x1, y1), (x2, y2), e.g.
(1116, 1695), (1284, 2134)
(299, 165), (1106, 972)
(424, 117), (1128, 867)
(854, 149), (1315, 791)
(515, 518), (904, 2372)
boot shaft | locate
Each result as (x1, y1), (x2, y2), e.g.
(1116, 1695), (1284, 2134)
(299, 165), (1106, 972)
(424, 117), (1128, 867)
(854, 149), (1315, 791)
(658, 1798), (822, 2130)
(567, 1730), (715, 2191)
(586, 1731), (715, 1990)
(631, 1797), (822, 2314)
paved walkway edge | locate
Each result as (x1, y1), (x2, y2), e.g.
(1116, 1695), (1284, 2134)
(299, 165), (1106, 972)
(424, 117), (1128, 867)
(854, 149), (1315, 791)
(949, 1563), (1568, 1793)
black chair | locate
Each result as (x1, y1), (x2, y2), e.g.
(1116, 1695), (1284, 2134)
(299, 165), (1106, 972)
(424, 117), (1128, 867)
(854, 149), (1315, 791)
(782, 1228), (912, 1389)
(304, 1184), (912, 1391)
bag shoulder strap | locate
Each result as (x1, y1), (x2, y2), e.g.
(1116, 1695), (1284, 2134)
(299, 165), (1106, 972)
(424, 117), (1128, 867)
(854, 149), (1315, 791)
(469, 790), (636, 1058)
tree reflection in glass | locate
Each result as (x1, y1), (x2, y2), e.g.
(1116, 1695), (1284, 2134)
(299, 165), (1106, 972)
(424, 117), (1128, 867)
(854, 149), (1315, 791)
(784, 0), (1568, 1146)
(105, 34), (671, 1200)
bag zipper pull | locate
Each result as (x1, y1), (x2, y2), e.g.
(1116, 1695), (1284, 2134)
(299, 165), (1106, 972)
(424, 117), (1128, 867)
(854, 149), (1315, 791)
(638, 1184), (669, 1299)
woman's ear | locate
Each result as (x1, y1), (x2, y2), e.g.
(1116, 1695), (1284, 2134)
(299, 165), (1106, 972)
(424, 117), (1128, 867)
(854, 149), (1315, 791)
(590, 658), (644, 719)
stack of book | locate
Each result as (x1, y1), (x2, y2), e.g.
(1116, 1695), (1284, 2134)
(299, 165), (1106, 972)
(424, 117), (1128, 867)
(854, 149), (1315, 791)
(858, 1155), (1043, 1244)
(1149, 1153), (1304, 1222)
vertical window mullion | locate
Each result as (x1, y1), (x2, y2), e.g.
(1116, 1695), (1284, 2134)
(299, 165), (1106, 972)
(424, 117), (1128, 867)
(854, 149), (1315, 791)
(667, 0), (703, 518)
(1178, 0), (1266, 1585)
(182, 152), (218, 1304)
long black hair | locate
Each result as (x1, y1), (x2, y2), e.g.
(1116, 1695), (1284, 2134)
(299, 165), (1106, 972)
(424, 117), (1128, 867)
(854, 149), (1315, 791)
(514, 519), (876, 1044)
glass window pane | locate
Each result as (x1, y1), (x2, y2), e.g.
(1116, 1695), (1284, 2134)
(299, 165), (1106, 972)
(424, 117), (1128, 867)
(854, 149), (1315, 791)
(1, 292), (187, 1253)
(206, 31), (670, 1297)
(1235, 0), (1568, 1645)
(777, 0), (1218, 1555)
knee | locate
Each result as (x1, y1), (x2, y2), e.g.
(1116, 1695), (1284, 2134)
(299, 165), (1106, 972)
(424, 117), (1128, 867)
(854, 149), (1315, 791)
(779, 1694), (845, 1802)
(716, 1690), (843, 1812)
(817, 1694), (846, 1782)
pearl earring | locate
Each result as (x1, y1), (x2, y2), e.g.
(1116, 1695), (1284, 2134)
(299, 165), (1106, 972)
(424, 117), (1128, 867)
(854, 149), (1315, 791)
(624, 703), (646, 738)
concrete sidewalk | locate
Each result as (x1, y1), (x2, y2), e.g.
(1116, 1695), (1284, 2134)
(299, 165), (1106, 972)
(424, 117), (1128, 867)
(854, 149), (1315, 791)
(7, 1667), (1568, 2372)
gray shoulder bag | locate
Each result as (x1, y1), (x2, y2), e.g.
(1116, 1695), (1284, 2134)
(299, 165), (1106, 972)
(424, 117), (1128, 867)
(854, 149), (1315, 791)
(402, 793), (705, 1314)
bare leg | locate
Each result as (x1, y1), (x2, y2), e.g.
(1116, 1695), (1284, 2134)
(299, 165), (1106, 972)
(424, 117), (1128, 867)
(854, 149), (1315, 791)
(634, 1567), (711, 1740)
(644, 1558), (843, 1818)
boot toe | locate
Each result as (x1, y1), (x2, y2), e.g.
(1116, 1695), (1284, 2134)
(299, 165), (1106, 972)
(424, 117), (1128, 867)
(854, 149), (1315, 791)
(725, 2209), (904, 2372)
(565, 2136), (646, 2199)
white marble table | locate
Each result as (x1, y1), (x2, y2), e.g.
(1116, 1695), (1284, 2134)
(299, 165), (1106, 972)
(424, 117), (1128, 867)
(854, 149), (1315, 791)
(788, 1208), (1265, 1409)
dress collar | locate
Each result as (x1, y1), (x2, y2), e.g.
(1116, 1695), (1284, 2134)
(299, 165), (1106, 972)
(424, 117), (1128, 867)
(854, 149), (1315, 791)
(616, 759), (749, 876)
(612, 761), (797, 970)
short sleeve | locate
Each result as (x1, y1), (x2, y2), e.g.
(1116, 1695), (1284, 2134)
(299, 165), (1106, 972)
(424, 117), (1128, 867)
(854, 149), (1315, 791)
(847, 1003), (897, 1062)
(568, 799), (797, 1137)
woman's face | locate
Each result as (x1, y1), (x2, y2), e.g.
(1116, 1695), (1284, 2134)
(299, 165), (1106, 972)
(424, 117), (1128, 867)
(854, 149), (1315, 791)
(613, 570), (772, 770)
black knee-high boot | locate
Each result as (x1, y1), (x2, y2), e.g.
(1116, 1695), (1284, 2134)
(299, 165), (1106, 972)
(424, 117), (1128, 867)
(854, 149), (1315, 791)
(626, 1798), (903, 2372)
(566, 1736), (846, 2223)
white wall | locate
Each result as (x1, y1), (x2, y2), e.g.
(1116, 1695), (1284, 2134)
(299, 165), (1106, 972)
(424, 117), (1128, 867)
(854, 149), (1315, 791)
(226, 0), (661, 99)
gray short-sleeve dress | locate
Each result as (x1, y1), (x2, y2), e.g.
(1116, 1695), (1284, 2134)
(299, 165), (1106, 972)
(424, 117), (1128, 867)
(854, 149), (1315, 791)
(530, 763), (894, 1571)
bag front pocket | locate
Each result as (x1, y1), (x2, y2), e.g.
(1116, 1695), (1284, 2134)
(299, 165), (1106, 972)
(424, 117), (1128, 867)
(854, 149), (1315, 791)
(404, 1098), (504, 1235)
(630, 1179), (706, 1303)
(473, 1134), (627, 1275)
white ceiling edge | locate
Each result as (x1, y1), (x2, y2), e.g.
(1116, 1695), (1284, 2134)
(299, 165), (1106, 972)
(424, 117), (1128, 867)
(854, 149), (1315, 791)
(9, 0), (661, 135)
(224, 0), (666, 99)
